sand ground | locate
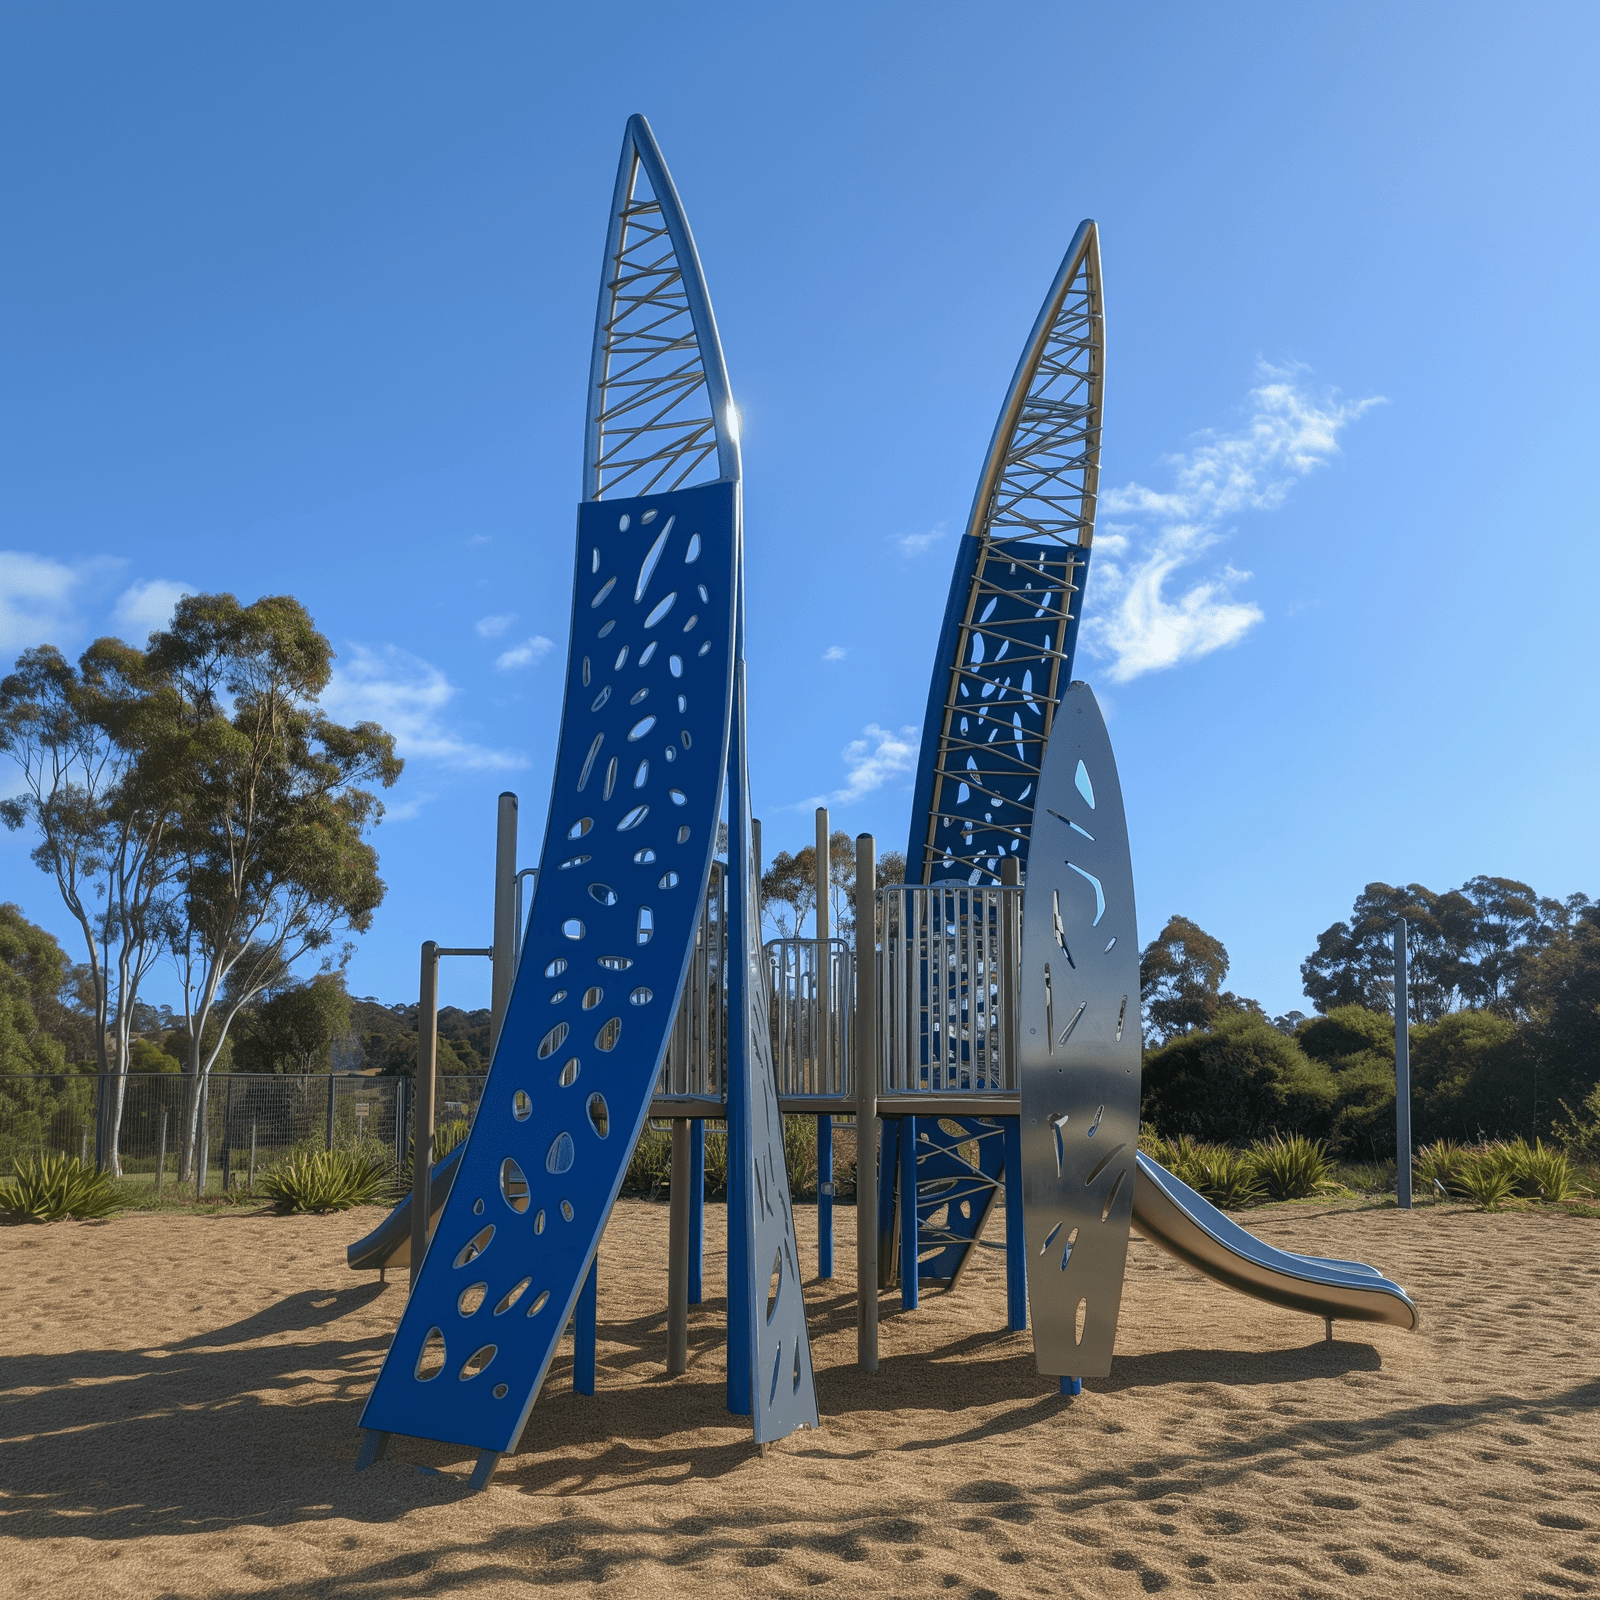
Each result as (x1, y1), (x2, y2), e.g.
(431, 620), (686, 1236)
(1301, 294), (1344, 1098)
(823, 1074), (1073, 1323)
(1, 1196), (1597, 1598)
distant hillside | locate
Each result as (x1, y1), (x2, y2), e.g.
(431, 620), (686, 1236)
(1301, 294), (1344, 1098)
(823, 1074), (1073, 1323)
(345, 997), (492, 1075)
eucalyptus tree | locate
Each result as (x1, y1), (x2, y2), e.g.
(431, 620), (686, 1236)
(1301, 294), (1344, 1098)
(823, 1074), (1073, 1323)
(144, 594), (401, 1176)
(0, 642), (177, 1172)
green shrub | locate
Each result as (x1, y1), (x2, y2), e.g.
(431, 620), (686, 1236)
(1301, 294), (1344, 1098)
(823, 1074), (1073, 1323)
(623, 1125), (671, 1198)
(1414, 1139), (1469, 1197)
(0, 1151), (121, 1221)
(1457, 1152), (1515, 1210)
(259, 1147), (396, 1213)
(1169, 1138), (1262, 1209)
(1248, 1133), (1339, 1200)
(1141, 1013), (1337, 1146)
(433, 1118), (470, 1159)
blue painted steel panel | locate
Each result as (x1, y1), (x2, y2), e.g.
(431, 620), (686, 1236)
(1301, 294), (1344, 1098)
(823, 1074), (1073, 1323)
(359, 482), (736, 1454)
(891, 1116), (1006, 1288)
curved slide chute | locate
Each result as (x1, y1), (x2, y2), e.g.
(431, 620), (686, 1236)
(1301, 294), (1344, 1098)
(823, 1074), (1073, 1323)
(1131, 1153), (1419, 1331)
(346, 1144), (465, 1273)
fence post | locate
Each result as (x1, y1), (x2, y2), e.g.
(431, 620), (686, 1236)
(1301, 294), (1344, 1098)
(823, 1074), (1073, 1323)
(325, 1074), (337, 1152)
(1395, 919), (1412, 1210)
(155, 1107), (168, 1195)
(197, 1075), (211, 1196)
(410, 942), (440, 1291)
(249, 1120), (257, 1191)
(222, 1077), (235, 1192)
(491, 792), (519, 1057)
(854, 831), (879, 1374)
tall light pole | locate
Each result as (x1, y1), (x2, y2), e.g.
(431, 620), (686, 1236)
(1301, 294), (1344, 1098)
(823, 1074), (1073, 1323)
(1394, 919), (1412, 1211)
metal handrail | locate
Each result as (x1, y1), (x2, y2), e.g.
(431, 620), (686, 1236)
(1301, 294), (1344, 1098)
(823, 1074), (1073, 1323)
(656, 862), (728, 1099)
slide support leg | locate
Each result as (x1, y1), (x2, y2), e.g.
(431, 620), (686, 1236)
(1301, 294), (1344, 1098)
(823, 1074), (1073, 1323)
(688, 1118), (705, 1304)
(817, 1114), (833, 1280)
(900, 1115), (919, 1310)
(667, 1119), (690, 1376)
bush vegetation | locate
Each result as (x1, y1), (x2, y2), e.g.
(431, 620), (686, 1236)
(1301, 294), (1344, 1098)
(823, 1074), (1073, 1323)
(259, 1144), (397, 1213)
(0, 1151), (121, 1221)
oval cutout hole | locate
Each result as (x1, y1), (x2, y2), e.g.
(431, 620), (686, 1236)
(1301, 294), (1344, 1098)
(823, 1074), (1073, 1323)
(560, 1200), (574, 1222)
(618, 804), (649, 831)
(669, 654), (682, 677)
(562, 919), (584, 940)
(546, 1132), (575, 1174)
(677, 826), (690, 844)
(636, 907), (653, 944)
(629, 986), (652, 1006)
(633, 847), (656, 863)
(591, 576), (616, 608)
(635, 526), (670, 602)
(1074, 1297), (1088, 1346)
(658, 871), (679, 888)
(459, 1344), (497, 1380)
(453, 1226), (495, 1268)
(512, 1089), (532, 1121)
(588, 882), (616, 906)
(698, 640), (711, 656)
(457, 1282), (487, 1317)
(559, 854), (590, 870)
(500, 1157), (529, 1213)
(587, 1093), (609, 1139)
(643, 592), (676, 628)
(533, 1209), (545, 1235)
(595, 1017), (621, 1051)
(582, 985), (602, 1010)
(558, 1057), (579, 1087)
(685, 533), (701, 562)
(493, 1383), (509, 1399)
(766, 1250), (782, 1324)
(567, 817), (592, 839)
(597, 954), (633, 970)
(669, 790), (687, 806)
(633, 761), (648, 788)
(415, 1327), (446, 1381)
(628, 716), (657, 742)
(537, 1022), (569, 1059)
(639, 640), (657, 665)
(544, 958), (567, 978)
(526, 1289), (550, 1318)
(494, 1277), (531, 1315)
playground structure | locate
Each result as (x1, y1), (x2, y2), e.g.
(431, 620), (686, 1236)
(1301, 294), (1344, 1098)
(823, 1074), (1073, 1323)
(352, 115), (1416, 1483)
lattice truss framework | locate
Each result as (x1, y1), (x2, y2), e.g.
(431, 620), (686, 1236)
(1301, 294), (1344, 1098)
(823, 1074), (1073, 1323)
(586, 127), (734, 501)
(918, 224), (1104, 885)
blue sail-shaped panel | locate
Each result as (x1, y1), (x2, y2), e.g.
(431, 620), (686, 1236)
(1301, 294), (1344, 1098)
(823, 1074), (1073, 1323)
(359, 483), (736, 1454)
(905, 221), (1104, 889)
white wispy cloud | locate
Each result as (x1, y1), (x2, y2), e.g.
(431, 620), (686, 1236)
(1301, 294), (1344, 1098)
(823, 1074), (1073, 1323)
(0, 551), (94, 654)
(833, 723), (918, 803)
(821, 645), (847, 662)
(112, 578), (196, 642)
(475, 612), (517, 639)
(321, 643), (526, 769)
(496, 635), (555, 671)
(896, 526), (945, 558)
(1083, 367), (1382, 682)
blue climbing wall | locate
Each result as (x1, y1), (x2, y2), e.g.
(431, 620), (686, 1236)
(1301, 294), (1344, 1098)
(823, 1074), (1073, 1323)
(359, 482), (736, 1454)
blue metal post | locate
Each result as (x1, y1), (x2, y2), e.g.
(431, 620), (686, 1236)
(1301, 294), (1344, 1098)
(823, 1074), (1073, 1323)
(817, 1113), (834, 1279)
(900, 1116), (919, 1310)
(1003, 1117), (1027, 1331)
(689, 1118), (705, 1304)
(573, 1255), (597, 1396)
(1060, 1376), (1082, 1396)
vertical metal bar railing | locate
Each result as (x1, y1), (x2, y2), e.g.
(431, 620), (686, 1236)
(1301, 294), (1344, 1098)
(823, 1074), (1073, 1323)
(764, 936), (853, 1100)
(877, 884), (1022, 1099)
(657, 861), (727, 1100)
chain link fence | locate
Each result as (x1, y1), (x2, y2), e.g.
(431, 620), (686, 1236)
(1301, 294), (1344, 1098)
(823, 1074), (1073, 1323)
(0, 1072), (489, 1194)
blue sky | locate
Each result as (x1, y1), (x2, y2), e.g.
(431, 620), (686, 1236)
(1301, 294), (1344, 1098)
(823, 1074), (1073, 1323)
(2, 2), (1596, 1019)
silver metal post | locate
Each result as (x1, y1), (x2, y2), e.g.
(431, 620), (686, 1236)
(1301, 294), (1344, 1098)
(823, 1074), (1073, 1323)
(248, 1120), (257, 1191)
(411, 942), (440, 1291)
(854, 831), (879, 1373)
(752, 816), (762, 882)
(667, 1119), (691, 1374)
(815, 807), (830, 1091)
(155, 1108), (166, 1194)
(1395, 919), (1412, 1210)
(491, 792), (519, 1055)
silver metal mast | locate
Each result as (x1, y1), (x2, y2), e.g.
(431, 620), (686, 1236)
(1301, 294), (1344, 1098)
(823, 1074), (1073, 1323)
(583, 114), (741, 500)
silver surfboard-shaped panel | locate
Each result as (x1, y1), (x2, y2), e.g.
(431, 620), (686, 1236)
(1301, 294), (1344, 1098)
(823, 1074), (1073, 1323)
(1018, 681), (1140, 1378)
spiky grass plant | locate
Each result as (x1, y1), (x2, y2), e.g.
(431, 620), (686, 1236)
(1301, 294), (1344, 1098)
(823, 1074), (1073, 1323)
(1414, 1139), (1470, 1198)
(1170, 1138), (1263, 1210)
(1247, 1133), (1339, 1201)
(1501, 1138), (1583, 1202)
(259, 1148), (396, 1214)
(432, 1119), (471, 1160)
(1456, 1152), (1516, 1211)
(0, 1152), (122, 1221)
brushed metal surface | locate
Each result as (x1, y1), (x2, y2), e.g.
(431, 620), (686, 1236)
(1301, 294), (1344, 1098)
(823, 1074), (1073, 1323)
(1132, 1154), (1419, 1330)
(1018, 681), (1141, 1377)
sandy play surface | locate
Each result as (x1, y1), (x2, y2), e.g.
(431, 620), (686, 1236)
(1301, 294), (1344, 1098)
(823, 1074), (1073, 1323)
(1, 1195), (1597, 1598)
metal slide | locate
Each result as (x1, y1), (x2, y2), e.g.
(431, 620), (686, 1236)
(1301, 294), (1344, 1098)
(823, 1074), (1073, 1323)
(1130, 1152), (1419, 1331)
(346, 1144), (465, 1273)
